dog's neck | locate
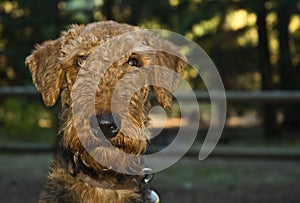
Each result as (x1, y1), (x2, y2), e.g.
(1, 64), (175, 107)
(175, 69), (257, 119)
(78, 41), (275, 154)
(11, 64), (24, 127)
(56, 146), (160, 202)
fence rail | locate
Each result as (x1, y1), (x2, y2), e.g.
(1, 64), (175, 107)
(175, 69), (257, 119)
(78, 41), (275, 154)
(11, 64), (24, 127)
(0, 86), (38, 97)
(1, 86), (300, 159)
(1, 142), (300, 160)
(1, 86), (300, 102)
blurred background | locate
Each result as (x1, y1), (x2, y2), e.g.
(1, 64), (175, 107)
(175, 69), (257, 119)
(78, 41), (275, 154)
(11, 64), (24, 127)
(0, 0), (300, 202)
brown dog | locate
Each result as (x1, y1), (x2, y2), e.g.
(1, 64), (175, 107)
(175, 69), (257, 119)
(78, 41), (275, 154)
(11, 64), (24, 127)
(26, 21), (185, 203)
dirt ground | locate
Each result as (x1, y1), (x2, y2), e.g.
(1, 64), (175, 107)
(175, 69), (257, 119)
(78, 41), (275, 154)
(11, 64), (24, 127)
(0, 153), (300, 203)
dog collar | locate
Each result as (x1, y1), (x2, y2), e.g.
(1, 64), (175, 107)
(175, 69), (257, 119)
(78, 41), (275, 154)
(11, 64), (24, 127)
(76, 166), (160, 203)
(61, 148), (160, 202)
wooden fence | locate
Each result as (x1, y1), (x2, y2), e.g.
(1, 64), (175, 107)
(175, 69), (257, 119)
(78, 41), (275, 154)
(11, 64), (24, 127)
(1, 86), (300, 159)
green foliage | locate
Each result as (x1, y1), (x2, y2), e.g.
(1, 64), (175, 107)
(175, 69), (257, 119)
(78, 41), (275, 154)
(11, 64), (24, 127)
(1, 0), (299, 90)
(0, 98), (55, 142)
(0, 0), (67, 86)
(0, 0), (300, 141)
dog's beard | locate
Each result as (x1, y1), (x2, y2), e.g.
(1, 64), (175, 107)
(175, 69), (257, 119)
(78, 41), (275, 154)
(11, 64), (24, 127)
(89, 125), (148, 155)
(79, 133), (146, 173)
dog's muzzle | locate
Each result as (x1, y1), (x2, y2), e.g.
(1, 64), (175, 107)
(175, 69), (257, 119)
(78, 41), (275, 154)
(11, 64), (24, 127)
(90, 114), (121, 139)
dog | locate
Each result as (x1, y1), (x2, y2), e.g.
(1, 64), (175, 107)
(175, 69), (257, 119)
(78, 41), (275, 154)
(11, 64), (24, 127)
(26, 21), (186, 203)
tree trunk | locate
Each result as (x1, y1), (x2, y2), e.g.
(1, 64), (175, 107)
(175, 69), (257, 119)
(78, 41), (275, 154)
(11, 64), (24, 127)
(256, 2), (280, 138)
(277, 2), (300, 128)
(102, 0), (114, 20)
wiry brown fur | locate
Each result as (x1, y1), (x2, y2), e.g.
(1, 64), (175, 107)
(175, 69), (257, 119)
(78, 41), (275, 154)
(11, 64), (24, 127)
(26, 21), (186, 203)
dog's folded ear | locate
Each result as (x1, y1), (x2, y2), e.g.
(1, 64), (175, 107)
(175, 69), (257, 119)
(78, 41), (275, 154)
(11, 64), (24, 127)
(151, 53), (187, 110)
(26, 39), (64, 107)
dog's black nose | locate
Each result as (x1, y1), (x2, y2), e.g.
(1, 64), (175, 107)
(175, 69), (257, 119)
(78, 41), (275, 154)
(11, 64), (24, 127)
(90, 114), (121, 139)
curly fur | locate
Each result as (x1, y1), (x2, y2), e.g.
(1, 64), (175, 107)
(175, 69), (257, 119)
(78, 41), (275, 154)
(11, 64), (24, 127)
(26, 21), (186, 203)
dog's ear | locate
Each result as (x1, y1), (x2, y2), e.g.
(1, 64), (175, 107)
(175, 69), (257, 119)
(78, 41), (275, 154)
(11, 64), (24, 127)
(26, 39), (64, 107)
(152, 53), (187, 110)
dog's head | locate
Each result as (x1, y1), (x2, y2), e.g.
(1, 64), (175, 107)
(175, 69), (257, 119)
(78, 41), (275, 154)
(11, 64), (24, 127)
(26, 21), (186, 173)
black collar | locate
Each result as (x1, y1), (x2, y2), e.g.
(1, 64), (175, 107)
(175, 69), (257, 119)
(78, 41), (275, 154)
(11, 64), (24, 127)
(58, 147), (160, 202)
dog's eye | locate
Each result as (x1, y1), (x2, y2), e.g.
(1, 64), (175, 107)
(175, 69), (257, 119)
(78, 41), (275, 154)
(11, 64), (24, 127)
(127, 57), (141, 67)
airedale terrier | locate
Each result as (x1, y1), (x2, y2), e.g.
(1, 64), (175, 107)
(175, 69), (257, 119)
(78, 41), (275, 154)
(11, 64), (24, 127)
(26, 21), (186, 203)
